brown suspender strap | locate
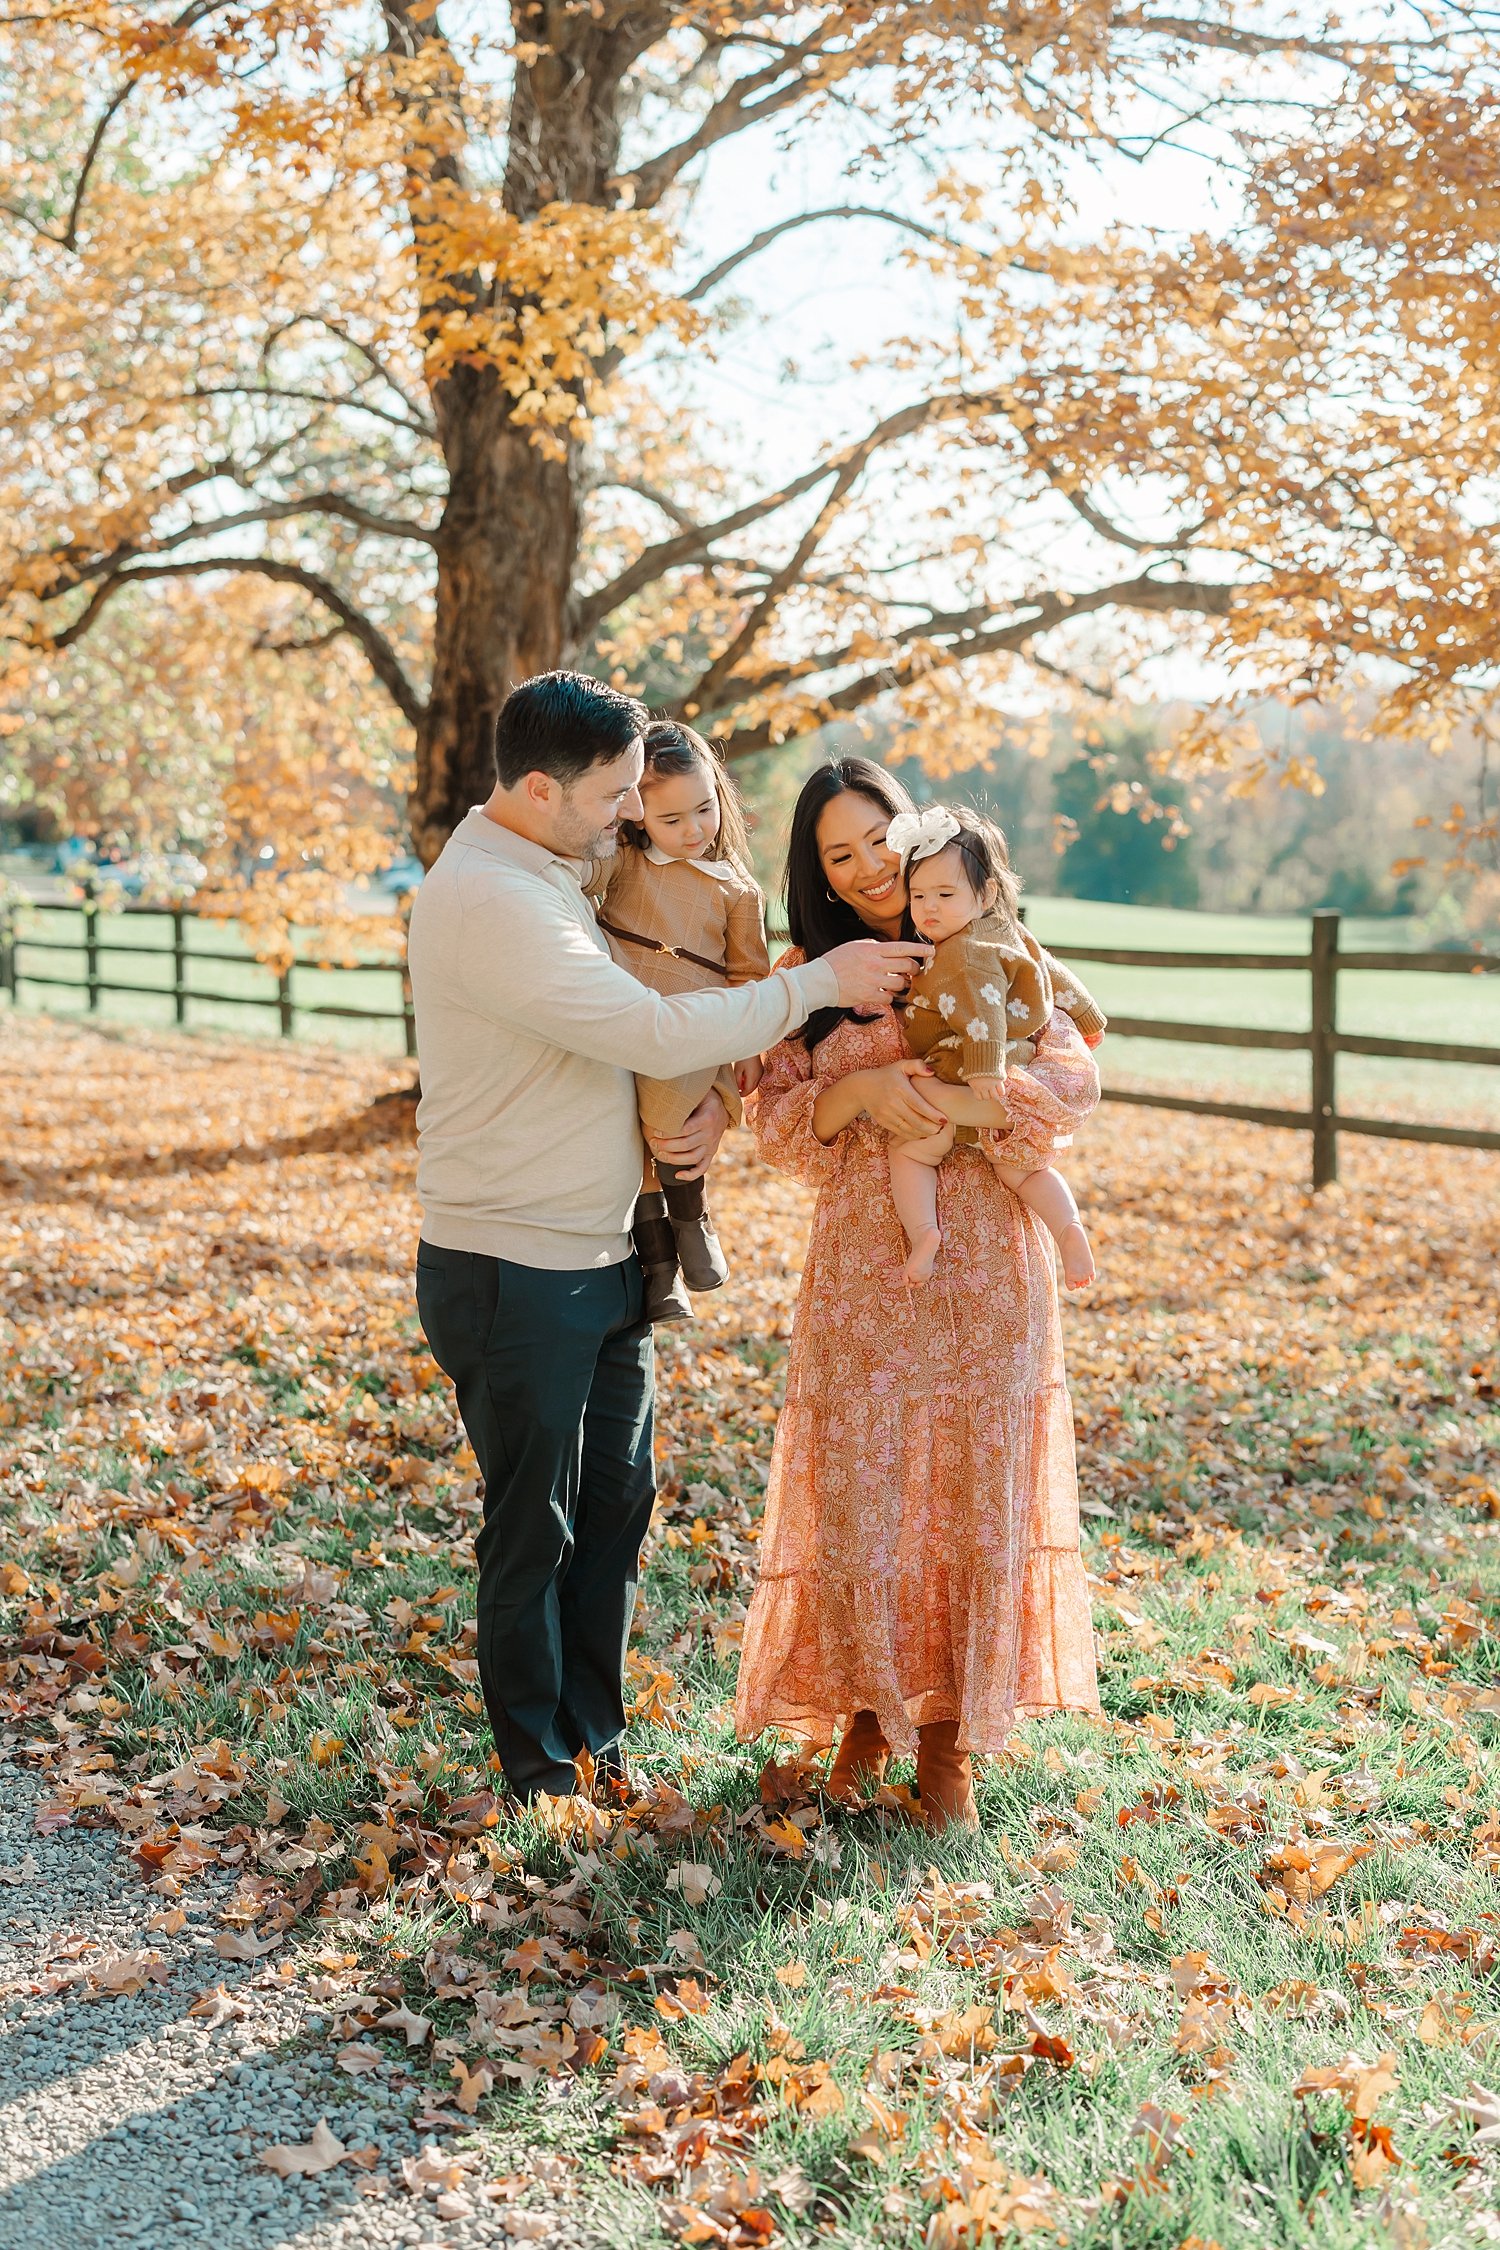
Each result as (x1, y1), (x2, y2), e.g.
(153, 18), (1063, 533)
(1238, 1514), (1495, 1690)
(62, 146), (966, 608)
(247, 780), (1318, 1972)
(595, 914), (728, 980)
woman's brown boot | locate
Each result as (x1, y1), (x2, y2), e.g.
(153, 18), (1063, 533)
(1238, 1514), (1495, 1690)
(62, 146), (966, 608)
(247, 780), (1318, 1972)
(916, 1720), (979, 1832)
(825, 1709), (890, 1802)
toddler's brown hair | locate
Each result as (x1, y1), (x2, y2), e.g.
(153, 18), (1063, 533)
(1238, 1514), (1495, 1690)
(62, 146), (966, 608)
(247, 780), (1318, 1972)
(618, 720), (752, 866)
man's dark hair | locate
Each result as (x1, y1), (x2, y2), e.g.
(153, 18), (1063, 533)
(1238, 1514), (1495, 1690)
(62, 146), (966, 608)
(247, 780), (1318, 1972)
(494, 671), (648, 789)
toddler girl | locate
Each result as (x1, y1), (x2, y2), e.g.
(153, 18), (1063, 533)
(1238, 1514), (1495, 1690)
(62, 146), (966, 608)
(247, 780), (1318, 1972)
(593, 721), (770, 1321)
(885, 804), (1107, 1289)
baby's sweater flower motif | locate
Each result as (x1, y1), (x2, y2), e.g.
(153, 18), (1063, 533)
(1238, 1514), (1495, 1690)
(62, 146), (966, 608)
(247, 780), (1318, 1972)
(899, 914), (1107, 1092)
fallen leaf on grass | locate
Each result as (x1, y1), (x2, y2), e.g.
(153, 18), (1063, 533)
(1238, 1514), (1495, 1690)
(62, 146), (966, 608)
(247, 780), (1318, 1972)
(214, 1930), (281, 1960)
(1294, 2051), (1398, 2122)
(1258, 1840), (1373, 1911)
(450, 2058), (495, 2112)
(848, 2090), (907, 2163)
(1446, 2082), (1500, 2146)
(665, 1861), (721, 1908)
(259, 2119), (352, 2177)
(377, 2001), (432, 2047)
(774, 1962), (807, 1989)
(655, 1977), (712, 2022)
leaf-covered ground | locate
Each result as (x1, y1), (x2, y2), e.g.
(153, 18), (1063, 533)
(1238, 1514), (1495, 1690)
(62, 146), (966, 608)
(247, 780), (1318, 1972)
(2, 1014), (1498, 2250)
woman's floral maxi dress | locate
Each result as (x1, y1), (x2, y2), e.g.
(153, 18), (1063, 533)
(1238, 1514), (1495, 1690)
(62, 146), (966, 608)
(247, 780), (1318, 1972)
(735, 967), (1101, 1754)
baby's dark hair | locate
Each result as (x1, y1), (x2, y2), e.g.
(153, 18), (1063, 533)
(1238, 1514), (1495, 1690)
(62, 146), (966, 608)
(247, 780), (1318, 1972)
(618, 719), (752, 865)
(901, 805), (1021, 931)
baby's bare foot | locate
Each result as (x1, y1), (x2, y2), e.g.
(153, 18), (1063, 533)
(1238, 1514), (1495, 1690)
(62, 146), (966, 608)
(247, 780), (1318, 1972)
(902, 1227), (942, 1285)
(1058, 1222), (1095, 1289)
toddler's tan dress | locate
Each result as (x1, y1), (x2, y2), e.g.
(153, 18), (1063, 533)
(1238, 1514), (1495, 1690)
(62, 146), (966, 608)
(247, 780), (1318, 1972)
(593, 845), (770, 1137)
(734, 960), (1101, 1755)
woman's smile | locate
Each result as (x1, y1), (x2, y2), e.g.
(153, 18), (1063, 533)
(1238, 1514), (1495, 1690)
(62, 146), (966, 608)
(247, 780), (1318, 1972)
(860, 872), (898, 903)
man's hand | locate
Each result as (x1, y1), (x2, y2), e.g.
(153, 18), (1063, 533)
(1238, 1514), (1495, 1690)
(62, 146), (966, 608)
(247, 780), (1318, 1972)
(647, 1089), (730, 1182)
(823, 939), (932, 1015)
(968, 1073), (1009, 1107)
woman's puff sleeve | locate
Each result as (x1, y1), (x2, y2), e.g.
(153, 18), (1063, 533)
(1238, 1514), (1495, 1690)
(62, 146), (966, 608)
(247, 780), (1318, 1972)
(987, 1010), (1101, 1173)
(748, 1034), (847, 1188)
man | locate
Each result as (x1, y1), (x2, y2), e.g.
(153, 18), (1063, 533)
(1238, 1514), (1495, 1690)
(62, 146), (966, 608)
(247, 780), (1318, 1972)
(408, 670), (926, 1804)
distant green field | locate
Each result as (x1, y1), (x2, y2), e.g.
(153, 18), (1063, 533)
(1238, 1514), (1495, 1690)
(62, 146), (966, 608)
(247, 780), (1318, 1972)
(1022, 898), (1499, 1127)
(5, 894), (1497, 1126)
(3, 901), (413, 1057)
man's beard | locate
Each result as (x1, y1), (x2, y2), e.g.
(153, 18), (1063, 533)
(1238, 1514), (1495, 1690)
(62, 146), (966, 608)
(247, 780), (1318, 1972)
(554, 805), (619, 862)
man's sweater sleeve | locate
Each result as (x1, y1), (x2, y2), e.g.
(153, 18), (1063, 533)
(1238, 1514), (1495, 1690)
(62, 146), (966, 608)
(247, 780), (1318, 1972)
(461, 874), (838, 1072)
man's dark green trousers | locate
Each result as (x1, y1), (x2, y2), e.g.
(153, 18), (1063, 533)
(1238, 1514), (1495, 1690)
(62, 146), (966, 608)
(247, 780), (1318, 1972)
(415, 1243), (654, 1799)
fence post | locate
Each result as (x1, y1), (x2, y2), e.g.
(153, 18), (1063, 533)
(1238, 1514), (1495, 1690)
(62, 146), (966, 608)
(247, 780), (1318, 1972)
(84, 877), (100, 1012)
(172, 906), (187, 1027)
(400, 897), (416, 1058)
(277, 963), (294, 1038)
(1310, 908), (1340, 1189)
(0, 901), (13, 1004)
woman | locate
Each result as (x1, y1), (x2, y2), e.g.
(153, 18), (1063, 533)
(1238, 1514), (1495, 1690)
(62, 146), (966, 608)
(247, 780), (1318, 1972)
(734, 758), (1101, 1829)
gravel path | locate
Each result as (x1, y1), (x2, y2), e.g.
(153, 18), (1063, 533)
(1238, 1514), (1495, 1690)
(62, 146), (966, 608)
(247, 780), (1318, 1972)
(0, 1756), (604, 2250)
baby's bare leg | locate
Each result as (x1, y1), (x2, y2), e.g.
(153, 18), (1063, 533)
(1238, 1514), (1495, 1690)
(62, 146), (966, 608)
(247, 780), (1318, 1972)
(917, 1080), (1011, 1131)
(887, 1125), (954, 1285)
(992, 1161), (1096, 1288)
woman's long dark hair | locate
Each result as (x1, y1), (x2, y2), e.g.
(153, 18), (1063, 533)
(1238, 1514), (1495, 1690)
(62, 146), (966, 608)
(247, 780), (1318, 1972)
(784, 757), (914, 1048)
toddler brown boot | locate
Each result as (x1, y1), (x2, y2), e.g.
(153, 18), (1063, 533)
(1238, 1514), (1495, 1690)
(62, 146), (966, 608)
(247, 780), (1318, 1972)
(657, 1161), (728, 1292)
(633, 1192), (692, 1324)
(915, 1719), (979, 1832)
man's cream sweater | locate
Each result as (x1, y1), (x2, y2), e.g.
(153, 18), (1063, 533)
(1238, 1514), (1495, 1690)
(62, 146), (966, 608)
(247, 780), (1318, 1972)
(407, 809), (840, 1270)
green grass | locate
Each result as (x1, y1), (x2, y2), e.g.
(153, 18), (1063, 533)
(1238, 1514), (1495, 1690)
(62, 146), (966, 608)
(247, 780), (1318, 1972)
(3, 1021), (1497, 2248)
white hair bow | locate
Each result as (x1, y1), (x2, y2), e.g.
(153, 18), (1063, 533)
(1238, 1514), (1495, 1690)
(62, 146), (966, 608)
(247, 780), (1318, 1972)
(886, 806), (961, 863)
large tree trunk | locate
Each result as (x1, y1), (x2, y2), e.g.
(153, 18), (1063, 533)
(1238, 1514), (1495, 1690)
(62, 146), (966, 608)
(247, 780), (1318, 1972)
(396, 0), (672, 865)
(409, 375), (580, 867)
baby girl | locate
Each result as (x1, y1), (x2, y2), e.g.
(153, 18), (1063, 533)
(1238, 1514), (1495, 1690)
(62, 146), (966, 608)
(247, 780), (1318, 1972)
(885, 804), (1107, 1288)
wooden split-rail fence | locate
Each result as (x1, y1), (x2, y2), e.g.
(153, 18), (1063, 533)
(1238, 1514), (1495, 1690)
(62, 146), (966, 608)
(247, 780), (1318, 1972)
(1, 890), (1496, 1188)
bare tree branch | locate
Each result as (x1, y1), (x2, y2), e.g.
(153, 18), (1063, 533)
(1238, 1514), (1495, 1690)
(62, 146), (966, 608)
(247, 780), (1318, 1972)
(0, 0), (232, 251)
(622, 42), (824, 211)
(49, 495), (440, 598)
(43, 558), (426, 727)
(258, 313), (437, 436)
(700, 572), (1235, 750)
(573, 386), (1008, 637)
(187, 381), (434, 440)
(680, 456), (868, 715)
(682, 205), (961, 302)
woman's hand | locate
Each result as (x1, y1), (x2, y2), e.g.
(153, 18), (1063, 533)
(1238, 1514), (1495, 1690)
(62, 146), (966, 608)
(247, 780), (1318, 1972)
(855, 1059), (947, 1138)
(734, 1054), (764, 1097)
(822, 938), (931, 1014)
(647, 1089), (730, 1182)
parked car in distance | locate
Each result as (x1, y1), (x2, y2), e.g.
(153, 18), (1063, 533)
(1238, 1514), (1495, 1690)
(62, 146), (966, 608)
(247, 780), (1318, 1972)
(368, 855), (424, 897)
